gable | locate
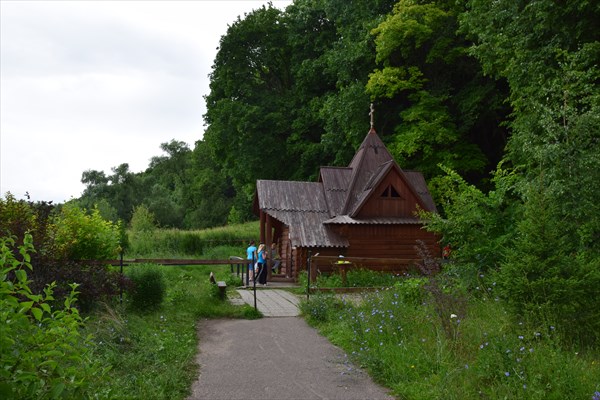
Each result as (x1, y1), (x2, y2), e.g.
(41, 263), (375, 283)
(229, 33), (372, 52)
(342, 128), (395, 214)
(351, 162), (431, 219)
(254, 127), (437, 249)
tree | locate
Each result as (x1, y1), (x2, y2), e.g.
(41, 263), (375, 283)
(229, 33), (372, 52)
(457, 0), (600, 342)
(79, 164), (144, 223)
(204, 4), (295, 212)
(204, 0), (399, 218)
(287, 0), (397, 170)
(367, 0), (510, 184)
(461, 0), (600, 253)
(145, 140), (192, 227)
(183, 140), (235, 228)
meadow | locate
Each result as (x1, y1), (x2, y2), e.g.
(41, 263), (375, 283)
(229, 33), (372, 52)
(300, 273), (600, 399)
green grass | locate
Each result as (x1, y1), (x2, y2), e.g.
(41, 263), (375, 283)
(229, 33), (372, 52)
(300, 282), (600, 399)
(81, 224), (261, 399)
(83, 230), (600, 399)
(84, 246), (260, 399)
(297, 268), (408, 291)
(127, 221), (260, 257)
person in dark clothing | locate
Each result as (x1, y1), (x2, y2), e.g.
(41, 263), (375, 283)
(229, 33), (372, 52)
(256, 243), (268, 285)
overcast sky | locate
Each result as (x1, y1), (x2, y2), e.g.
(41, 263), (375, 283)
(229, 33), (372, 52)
(1, 0), (292, 204)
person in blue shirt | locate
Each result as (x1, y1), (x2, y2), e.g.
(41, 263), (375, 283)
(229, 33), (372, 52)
(246, 241), (257, 282)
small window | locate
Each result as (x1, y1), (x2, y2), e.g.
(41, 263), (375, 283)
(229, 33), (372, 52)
(381, 184), (401, 198)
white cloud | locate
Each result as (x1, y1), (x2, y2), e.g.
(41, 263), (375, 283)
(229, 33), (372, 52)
(1, 0), (292, 203)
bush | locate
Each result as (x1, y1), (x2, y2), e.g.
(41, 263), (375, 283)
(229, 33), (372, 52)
(129, 205), (157, 233)
(0, 194), (56, 262)
(1, 195), (126, 311)
(0, 235), (105, 399)
(394, 276), (427, 305)
(421, 166), (517, 273)
(29, 261), (128, 312)
(53, 204), (122, 260)
(127, 264), (166, 311)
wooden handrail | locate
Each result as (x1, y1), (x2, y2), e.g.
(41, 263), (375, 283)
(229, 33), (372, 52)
(85, 258), (249, 266)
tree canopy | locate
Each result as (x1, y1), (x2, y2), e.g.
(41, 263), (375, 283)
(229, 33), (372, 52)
(74, 0), (598, 262)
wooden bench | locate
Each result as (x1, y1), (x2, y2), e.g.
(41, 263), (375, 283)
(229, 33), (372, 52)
(217, 281), (227, 299)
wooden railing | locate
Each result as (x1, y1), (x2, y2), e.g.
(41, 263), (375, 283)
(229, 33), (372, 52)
(87, 256), (252, 285)
(88, 258), (246, 266)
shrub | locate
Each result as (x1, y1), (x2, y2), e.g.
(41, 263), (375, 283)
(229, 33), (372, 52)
(0, 193), (37, 245)
(394, 276), (427, 305)
(421, 165), (517, 273)
(1, 195), (125, 310)
(129, 205), (157, 233)
(52, 204), (121, 261)
(127, 264), (166, 311)
(0, 193), (56, 262)
(28, 261), (128, 312)
(0, 235), (105, 399)
(414, 240), (467, 340)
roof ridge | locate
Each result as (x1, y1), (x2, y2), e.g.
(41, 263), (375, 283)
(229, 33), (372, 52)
(341, 128), (395, 215)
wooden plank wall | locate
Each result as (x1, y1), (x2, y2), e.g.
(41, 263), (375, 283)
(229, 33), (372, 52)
(305, 225), (439, 282)
(345, 225), (438, 259)
(279, 226), (291, 276)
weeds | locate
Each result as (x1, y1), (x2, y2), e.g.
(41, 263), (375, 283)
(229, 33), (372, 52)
(300, 278), (600, 399)
(85, 255), (260, 398)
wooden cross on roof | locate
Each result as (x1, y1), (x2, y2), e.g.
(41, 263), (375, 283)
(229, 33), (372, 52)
(369, 103), (375, 129)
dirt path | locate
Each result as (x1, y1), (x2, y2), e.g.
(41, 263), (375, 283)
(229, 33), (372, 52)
(187, 317), (395, 400)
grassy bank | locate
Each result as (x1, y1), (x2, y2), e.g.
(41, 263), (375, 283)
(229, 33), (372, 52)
(300, 280), (600, 399)
(78, 220), (599, 399)
(84, 244), (260, 398)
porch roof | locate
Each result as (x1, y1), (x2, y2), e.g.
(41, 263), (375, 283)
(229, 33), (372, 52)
(256, 180), (348, 248)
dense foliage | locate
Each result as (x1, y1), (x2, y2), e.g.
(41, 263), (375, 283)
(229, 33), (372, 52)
(66, 0), (599, 344)
(0, 194), (126, 310)
(0, 235), (105, 399)
(78, 0), (512, 226)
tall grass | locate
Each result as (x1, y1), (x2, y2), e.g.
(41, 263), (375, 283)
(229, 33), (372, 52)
(127, 221), (260, 257)
(84, 244), (260, 399)
(82, 225), (262, 398)
(300, 280), (600, 399)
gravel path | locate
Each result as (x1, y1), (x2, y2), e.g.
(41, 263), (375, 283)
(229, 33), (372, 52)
(187, 317), (395, 400)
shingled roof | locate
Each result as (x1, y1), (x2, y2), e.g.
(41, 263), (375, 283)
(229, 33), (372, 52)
(255, 180), (348, 247)
(254, 127), (437, 248)
(342, 127), (396, 215)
